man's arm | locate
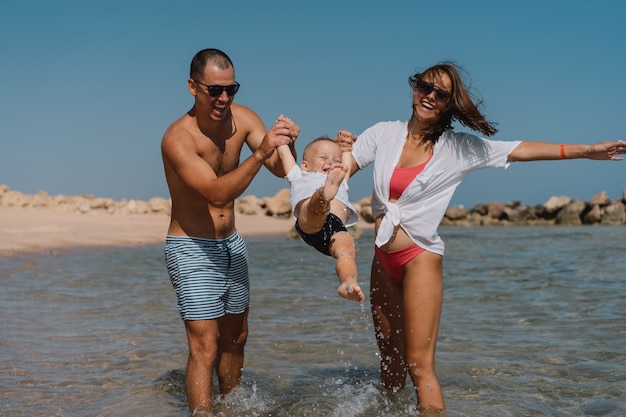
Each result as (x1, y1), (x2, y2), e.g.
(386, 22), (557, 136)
(162, 119), (292, 208)
(247, 114), (298, 178)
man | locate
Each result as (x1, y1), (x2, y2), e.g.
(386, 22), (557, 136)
(161, 48), (296, 415)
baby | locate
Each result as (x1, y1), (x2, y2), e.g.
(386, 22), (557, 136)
(276, 116), (364, 302)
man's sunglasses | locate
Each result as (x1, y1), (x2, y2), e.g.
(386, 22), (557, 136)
(193, 79), (240, 97)
(416, 80), (451, 103)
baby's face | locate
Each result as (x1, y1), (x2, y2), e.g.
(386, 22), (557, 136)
(302, 141), (342, 174)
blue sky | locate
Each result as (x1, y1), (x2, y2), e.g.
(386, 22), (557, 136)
(1, 0), (625, 207)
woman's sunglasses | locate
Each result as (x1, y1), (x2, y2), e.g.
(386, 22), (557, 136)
(193, 79), (240, 97)
(416, 80), (451, 104)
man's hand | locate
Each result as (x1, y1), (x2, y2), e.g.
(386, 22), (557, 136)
(254, 117), (295, 161)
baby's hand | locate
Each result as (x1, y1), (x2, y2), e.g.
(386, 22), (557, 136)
(336, 130), (356, 153)
(337, 130), (356, 141)
(277, 114), (300, 142)
(338, 278), (365, 303)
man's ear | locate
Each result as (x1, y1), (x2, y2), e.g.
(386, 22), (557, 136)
(188, 78), (197, 96)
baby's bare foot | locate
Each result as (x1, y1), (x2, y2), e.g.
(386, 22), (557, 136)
(338, 279), (365, 303)
(324, 164), (347, 201)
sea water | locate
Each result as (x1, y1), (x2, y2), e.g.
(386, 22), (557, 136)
(0, 226), (624, 417)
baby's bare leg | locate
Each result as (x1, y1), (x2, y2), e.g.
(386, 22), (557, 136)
(298, 165), (347, 234)
(329, 232), (364, 303)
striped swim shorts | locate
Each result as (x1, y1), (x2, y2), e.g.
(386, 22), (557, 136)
(164, 233), (250, 320)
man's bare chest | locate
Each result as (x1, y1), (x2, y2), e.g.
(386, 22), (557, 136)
(198, 138), (245, 176)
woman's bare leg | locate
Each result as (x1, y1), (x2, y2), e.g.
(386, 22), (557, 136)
(402, 251), (445, 413)
(370, 256), (408, 391)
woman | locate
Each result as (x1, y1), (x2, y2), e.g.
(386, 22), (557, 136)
(341, 62), (625, 415)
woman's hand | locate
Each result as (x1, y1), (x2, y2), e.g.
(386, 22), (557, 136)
(587, 140), (626, 161)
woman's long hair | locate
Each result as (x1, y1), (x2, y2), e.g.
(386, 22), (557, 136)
(409, 62), (498, 144)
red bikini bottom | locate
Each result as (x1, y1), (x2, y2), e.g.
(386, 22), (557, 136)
(374, 244), (426, 283)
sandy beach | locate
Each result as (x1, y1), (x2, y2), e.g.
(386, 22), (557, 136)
(0, 207), (302, 256)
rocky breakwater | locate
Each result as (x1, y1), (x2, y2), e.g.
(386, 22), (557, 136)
(236, 187), (626, 226)
(440, 189), (626, 226)
(0, 184), (171, 215)
(2, 184), (624, 226)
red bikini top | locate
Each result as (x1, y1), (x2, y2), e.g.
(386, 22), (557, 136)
(389, 155), (433, 199)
